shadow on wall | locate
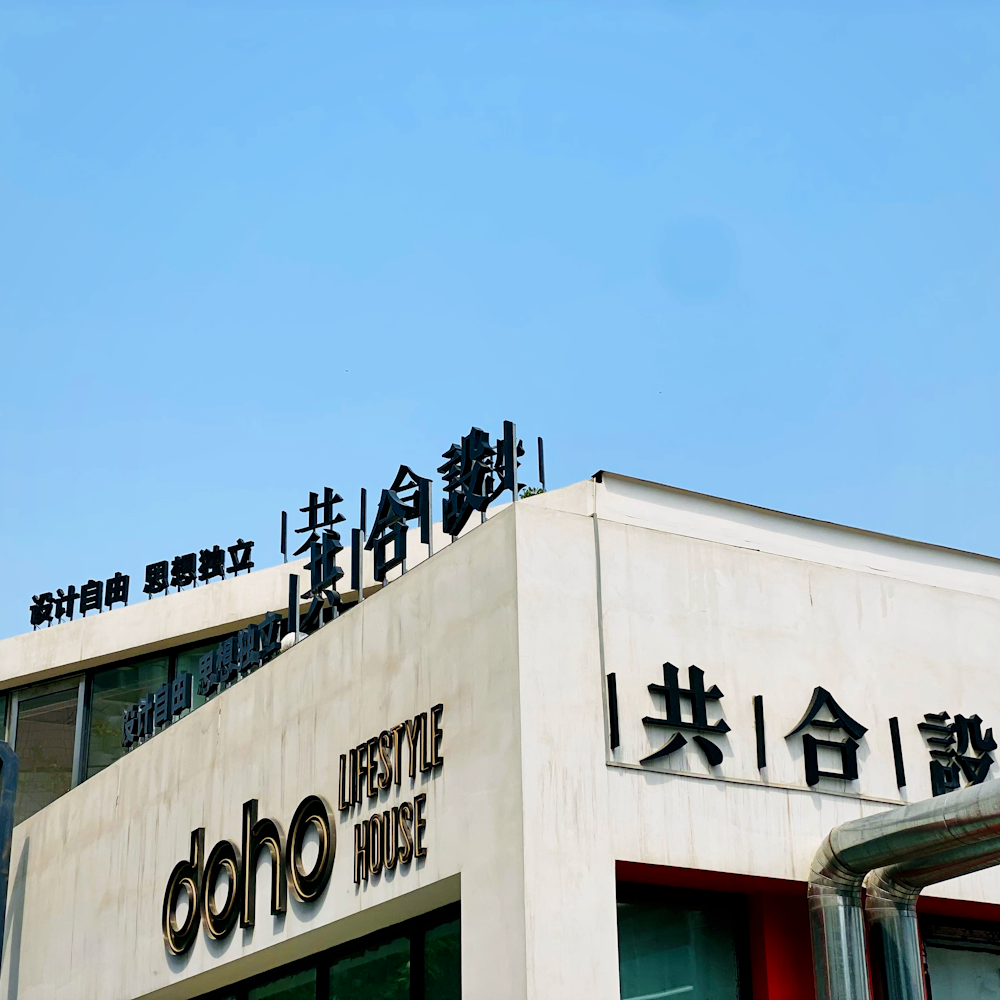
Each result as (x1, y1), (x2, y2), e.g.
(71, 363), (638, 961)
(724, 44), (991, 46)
(3, 837), (28, 1000)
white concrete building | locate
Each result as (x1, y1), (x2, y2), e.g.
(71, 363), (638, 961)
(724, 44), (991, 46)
(1, 473), (999, 999)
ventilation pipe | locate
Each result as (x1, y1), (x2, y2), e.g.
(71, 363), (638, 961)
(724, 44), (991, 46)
(809, 780), (1000, 1000)
(865, 839), (1000, 1000)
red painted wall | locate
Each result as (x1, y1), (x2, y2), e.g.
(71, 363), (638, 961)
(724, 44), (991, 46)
(617, 862), (816, 1000)
(617, 861), (1000, 1000)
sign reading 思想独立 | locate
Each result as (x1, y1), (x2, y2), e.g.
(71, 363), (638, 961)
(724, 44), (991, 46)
(161, 704), (445, 957)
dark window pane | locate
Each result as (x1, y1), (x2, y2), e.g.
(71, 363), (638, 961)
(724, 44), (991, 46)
(87, 656), (169, 780)
(248, 967), (316, 1000)
(425, 918), (461, 1000)
(330, 935), (409, 1000)
(14, 678), (80, 824)
(175, 641), (219, 713)
(618, 896), (742, 1000)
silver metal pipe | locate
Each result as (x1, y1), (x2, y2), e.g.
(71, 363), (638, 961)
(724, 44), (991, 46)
(865, 837), (1000, 1000)
(809, 780), (1000, 1000)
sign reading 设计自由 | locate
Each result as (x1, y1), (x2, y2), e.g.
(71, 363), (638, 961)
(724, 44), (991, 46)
(161, 704), (445, 957)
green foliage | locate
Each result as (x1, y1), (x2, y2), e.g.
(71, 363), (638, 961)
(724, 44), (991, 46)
(519, 487), (546, 498)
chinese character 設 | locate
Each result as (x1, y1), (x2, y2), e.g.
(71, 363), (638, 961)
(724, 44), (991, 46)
(438, 422), (524, 538)
(919, 711), (996, 796)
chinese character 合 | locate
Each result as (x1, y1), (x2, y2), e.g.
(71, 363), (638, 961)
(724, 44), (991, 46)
(438, 422), (524, 538)
(227, 538), (255, 576)
(919, 711), (996, 796)
(365, 466), (432, 582)
(641, 662), (730, 767)
(29, 592), (55, 629)
(171, 553), (196, 590)
(144, 561), (169, 597)
(199, 546), (226, 583)
(786, 687), (868, 786)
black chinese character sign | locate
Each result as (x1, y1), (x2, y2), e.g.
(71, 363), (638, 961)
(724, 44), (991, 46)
(30, 572), (129, 629)
(125, 612), (288, 751)
(641, 662), (730, 767)
(919, 711), (996, 796)
(122, 673), (193, 750)
(785, 687), (868, 786)
(438, 421), (523, 538)
(365, 465), (432, 583)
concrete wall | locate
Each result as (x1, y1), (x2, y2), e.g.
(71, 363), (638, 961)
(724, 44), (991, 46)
(1, 474), (999, 999)
(0, 509), (527, 999)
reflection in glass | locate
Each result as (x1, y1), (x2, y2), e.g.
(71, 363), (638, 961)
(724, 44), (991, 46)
(175, 641), (219, 713)
(248, 967), (316, 1000)
(926, 946), (1000, 1000)
(14, 678), (80, 824)
(330, 935), (409, 1000)
(425, 917), (461, 999)
(618, 894), (742, 1000)
(87, 656), (169, 780)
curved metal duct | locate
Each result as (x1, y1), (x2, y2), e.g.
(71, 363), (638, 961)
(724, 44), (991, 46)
(865, 840), (1000, 1000)
(809, 780), (1000, 1000)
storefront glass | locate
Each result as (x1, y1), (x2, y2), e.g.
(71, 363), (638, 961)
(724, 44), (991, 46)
(922, 916), (1000, 1000)
(87, 655), (169, 779)
(176, 640), (220, 714)
(13, 677), (81, 825)
(329, 935), (409, 999)
(617, 885), (748, 1000)
(248, 968), (316, 1000)
(424, 917), (461, 999)
(196, 904), (458, 1000)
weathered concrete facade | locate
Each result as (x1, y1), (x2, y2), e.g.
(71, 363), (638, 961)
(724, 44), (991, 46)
(1, 474), (998, 998)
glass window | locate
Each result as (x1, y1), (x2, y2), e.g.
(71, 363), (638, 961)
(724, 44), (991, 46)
(329, 935), (409, 1000)
(922, 916), (1000, 1000)
(87, 655), (169, 780)
(425, 917), (461, 999)
(13, 677), (81, 824)
(617, 886), (747, 1000)
(175, 641), (220, 713)
(248, 967), (316, 1000)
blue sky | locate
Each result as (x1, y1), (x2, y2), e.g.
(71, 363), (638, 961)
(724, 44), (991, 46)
(1, 2), (997, 639)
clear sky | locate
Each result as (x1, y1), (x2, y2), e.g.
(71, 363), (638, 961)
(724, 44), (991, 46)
(1, 2), (997, 640)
